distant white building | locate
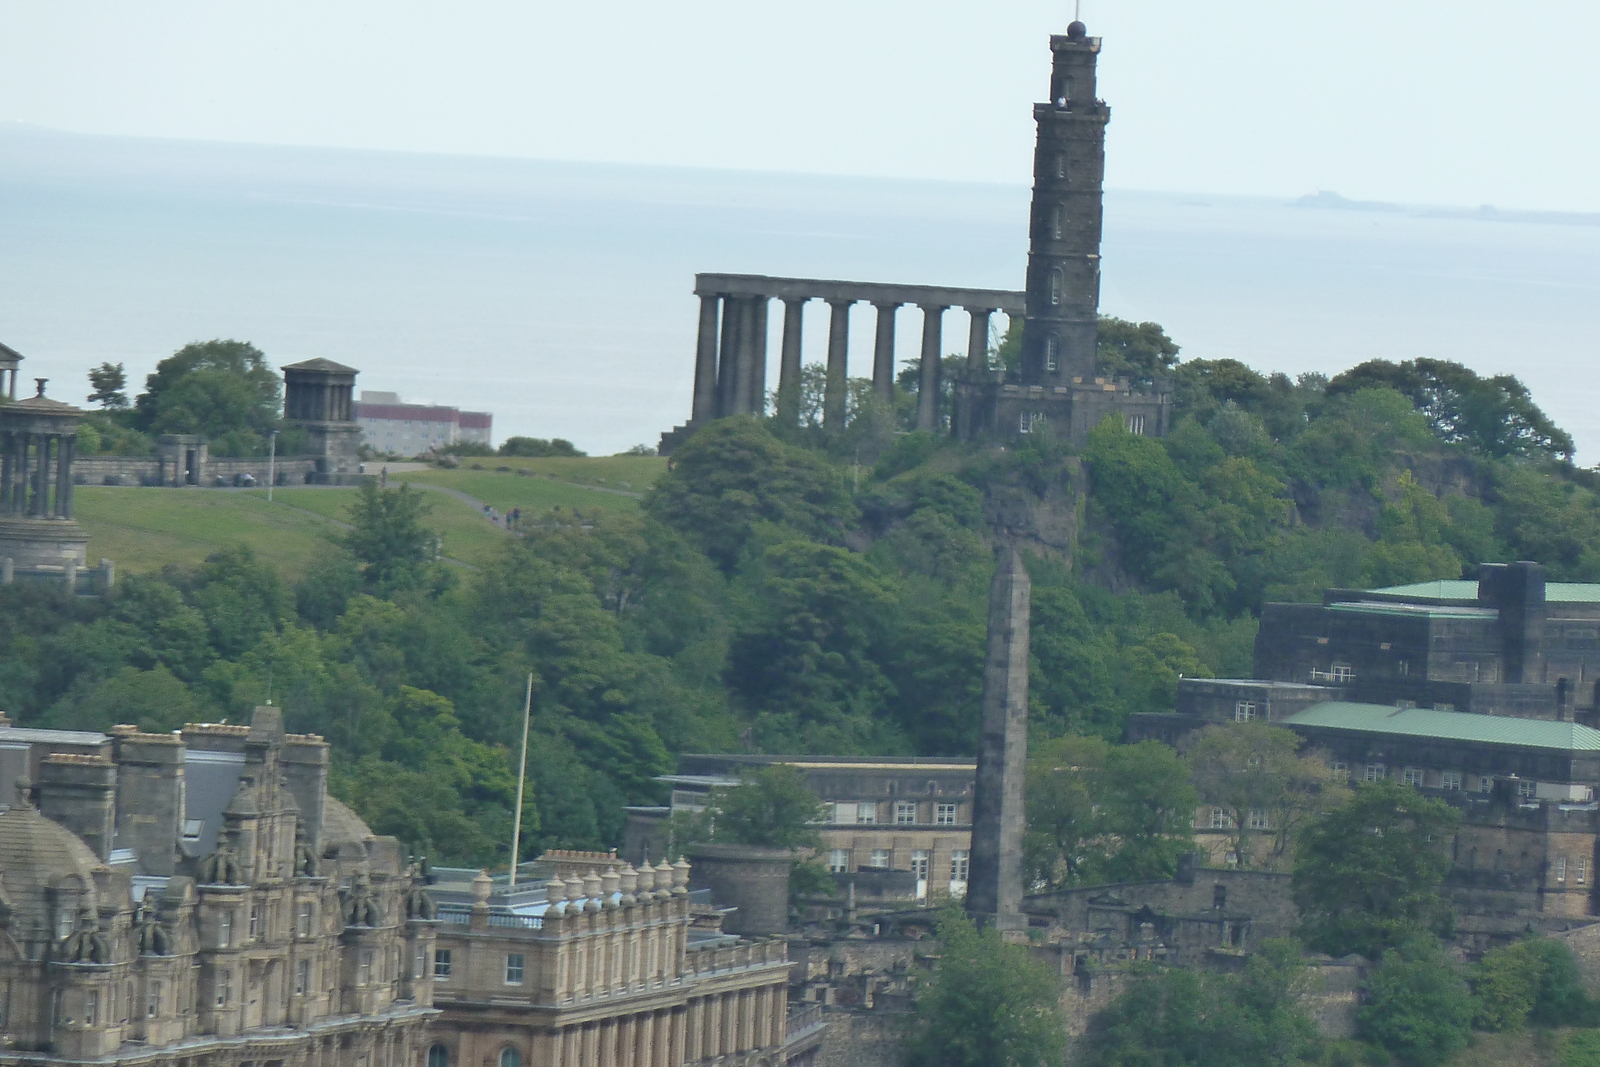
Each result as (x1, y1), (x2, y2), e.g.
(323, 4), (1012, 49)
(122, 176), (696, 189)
(353, 390), (493, 454)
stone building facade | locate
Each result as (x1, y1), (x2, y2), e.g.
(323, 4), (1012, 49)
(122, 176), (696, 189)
(0, 705), (436, 1067)
(624, 756), (976, 905)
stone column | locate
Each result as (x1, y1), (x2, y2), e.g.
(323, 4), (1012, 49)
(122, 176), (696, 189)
(715, 296), (743, 419)
(746, 296), (769, 416)
(637, 1012), (654, 1067)
(55, 434), (72, 519)
(0, 432), (12, 513)
(671, 1006), (687, 1066)
(967, 548), (1031, 932)
(776, 298), (806, 426)
(966, 308), (992, 372)
(916, 305), (947, 433)
(691, 295), (721, 423)
(824, 299), (853, 430)
(872, 303), (899, 403)
(33, 434), (51, 517)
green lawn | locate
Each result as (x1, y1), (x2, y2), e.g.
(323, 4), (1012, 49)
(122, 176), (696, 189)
(244, 487), (508, 568)
(447, 454), (667, 491)
(390, 468), (645, 516)
(75, 487), (342, 578)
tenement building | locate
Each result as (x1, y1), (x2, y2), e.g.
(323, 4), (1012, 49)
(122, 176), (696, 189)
(658, 20), (1169, 453)
(1127, 563), (1600, 937)
(353, 393), (493, 457)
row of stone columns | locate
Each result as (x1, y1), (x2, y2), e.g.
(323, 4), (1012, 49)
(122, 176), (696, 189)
(691, 293), (997, 434)
(543, 983), (785, 1067)
(0, 430), (75, 520)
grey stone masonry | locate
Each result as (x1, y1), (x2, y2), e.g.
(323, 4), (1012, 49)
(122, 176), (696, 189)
(967, 548), (1030, 931)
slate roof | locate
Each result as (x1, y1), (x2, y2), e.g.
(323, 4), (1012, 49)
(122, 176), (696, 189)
(282, 358), (359, 375)
(1281, 702), (1600, 752)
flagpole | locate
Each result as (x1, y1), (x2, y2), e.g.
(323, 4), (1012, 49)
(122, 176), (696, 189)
(509, 672), (533, 886)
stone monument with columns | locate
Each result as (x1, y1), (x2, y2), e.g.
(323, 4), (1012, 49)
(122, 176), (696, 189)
(0, 366), (94, 586)
(282, 357), (365, 484)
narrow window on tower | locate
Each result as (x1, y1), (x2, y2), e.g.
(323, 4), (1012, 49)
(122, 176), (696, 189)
(1049, 269), (1063, 306)
(1045, 337), (1059, 373)
(1051, 205), (1064, 240)
(1055, 153), (1067, 179)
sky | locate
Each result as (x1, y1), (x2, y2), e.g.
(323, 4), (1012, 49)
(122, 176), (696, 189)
(3, 1), (1599, 212)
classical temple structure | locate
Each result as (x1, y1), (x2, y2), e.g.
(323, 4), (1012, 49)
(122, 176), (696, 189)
(659, 20), (1171, 454)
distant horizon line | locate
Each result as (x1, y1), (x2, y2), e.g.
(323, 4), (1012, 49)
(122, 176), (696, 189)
(6, 119), (1598, 223)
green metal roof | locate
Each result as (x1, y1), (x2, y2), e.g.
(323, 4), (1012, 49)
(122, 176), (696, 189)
(1327, 601), (1493, 620)
(1366, 580), (1600, 604)
(1281, 702), (1600, 751)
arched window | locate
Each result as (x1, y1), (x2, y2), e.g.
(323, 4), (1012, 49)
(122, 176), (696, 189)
(1050, 205), (1063, 240)
(499, 1048), (520, 1067)
(1049, 269), (1063, 306)
(1045, 337), (1060, 373)
(428, 1046), (449, 1067)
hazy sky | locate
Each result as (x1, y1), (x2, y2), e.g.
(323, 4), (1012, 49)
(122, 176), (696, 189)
(3, 1), (1598, 210)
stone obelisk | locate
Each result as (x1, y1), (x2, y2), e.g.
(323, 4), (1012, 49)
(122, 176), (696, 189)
(966, 545), (1030, 931)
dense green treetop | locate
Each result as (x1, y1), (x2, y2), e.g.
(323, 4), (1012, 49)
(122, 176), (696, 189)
(132, 339), (284, 453)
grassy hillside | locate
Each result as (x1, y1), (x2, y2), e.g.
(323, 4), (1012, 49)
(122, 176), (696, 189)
(72, 461), (656, 578)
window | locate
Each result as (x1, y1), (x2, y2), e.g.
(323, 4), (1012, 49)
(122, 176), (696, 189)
(1209, 808), (1234, 830)
(295, 959), (311, 996)
(828, 849), (850, 873)
(1055, 153), (1067, 179)
(1440, 771), (1463, 791)
(216, 969), (232, 1007)
(1331, 664), (1355, 682)
(869, 849), (891, 868)
(833, 803), (856, 825)
(950, 850), (970, 882)
(183, 819), (204, 842)
(1476, 775), (1495, 793)
(1049, 268), (1063, 306)
(359, 949), (373, 986)
(1403, 767), (1424, 787)
(1213, 885), (1227, 909)
(433, 949), (452, 979)
(1050, 205), (1064, 240)
(429, 1046), (450, 1067)
(499, 1049), (520, 1067)
(146, 982), (161, 1018)
(84, 990), (98, 1026)
(504, 954), (525, 986)
(1364, 763), (1385, 783)
(935, 803), (958, 826)
(1246, 809), (1270, 830)
(1519, 780), (1537, 799)
(856, 803), (878, 825)
(911, 851), (930, 879)
(1327, 760), (1349, 777)
(218, 910), (233, 948)
(415, 948), (426, 980)
(1125, 414), (1146, 435)
(1557, 855), (1569, 882)
(1580, 858), (1589, 885)
(297, 902), (313, 938)
(1397, 659), (1410, 676)
(249, 905), (261, 940)
(1234, 701), (1257, 723)
(894, 802), (917, 825)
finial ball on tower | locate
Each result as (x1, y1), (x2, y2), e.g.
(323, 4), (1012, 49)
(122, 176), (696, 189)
(1067, 21), (1087, 40)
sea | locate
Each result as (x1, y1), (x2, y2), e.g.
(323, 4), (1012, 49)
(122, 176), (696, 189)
(2, 123), (1598, 460)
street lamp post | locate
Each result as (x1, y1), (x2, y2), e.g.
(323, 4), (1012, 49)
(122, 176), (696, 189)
(267, 430), (279, 502)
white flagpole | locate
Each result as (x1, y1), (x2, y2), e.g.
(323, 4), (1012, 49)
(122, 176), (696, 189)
(509, 672), (533, 886)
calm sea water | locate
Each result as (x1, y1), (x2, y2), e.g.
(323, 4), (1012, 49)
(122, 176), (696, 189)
(2, 124), (1597, 459)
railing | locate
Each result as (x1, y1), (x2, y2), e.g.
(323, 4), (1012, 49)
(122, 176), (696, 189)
(786, 1003), (825, 1041)
(684, 938), (788, 976)
(488, 913), (544, 929)
(437, 910), (470, 925)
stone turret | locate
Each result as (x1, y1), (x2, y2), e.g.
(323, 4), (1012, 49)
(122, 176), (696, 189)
(282, 358), (363, 484)
(966, 546), (1031, 932)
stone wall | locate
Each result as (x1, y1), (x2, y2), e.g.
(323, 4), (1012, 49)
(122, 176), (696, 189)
(815, 1010), (906, 1067)
(75, 454), (326, 486)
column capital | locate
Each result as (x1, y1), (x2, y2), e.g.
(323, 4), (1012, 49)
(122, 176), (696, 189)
(826, 297), (857, 308)
(918, 303), (950, 313)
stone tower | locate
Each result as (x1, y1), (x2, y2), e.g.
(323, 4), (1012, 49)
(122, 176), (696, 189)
(966, 546), (1031, 931)
(1019, 19), (1108, 386)
(282, 358), (363, 484)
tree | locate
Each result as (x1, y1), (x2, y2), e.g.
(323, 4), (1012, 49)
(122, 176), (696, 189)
(902, 907), (1066, 1067)
(86, 362), (129, 410)
(342, 483), (436, 593)
(1328, 357), (1575, 461)
(499, 436), (586, 458)
(1025, 736), (1197, 888)
(1079, 939), (1318, 1067)
(644, 417), (856, 572)
(132, 340), (283, 448)
(1359, 938), (1474, 1067)
(1186, 722), (1349, 870)
(1096, 316), (1181, 385)
(1471, 937), (1599, 1031)
(707, 764), (826, 850)
(1292, 779), (1460, 958)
